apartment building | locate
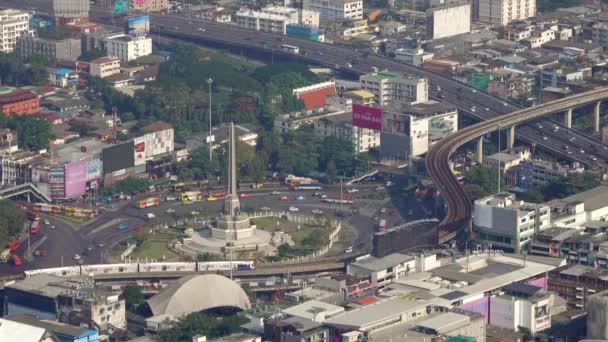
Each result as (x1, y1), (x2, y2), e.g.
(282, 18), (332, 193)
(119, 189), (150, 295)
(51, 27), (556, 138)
(89, 56), (121, 78)
(592, 23), (608, 49)
(473, 193), (551, 253)
(359, 71), (428, 106)
(130, 0), (168, 12)
(0, 9), (29, 53)
(313, 112), (380, 153)
(303, 0), (362, 23)
(489, 282), (552, 334)
(478, 0), (536, 26)
(17, 35), (82, 62)
(105, 34), (152, 62)
(236, 6), (319, 34)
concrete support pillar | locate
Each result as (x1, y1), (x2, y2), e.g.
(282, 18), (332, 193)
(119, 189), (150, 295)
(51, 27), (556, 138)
(476, 137), (484, 164)
(507, 126), (515, 151)
(595, 101), (601, 133)
(565, 108), (572, 128)
(449, 161), (455, 172)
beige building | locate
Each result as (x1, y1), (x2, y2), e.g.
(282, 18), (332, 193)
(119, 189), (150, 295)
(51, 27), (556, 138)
(89, 56), (121, 78)
(478, 0), (536, 26)
(0, 9), (30, 53)
(236, 6), (319, 34)
(105, 34), (152, 62)
(360, 71), (428, 106)
(130, 0), (168, 12)
(314, 112), (380, 153)
(303, 0), (362, 23)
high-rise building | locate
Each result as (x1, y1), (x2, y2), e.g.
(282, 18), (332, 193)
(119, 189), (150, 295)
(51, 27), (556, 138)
(359, 71), (428, 106)
(53, 0), (90, 22)
(0, 9), (30, 53)
(478, 0), (536, 26)
(303, 0), (362, 23)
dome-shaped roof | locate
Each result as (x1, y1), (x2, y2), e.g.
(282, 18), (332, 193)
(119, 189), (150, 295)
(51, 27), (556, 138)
(147, 274), (251, 317)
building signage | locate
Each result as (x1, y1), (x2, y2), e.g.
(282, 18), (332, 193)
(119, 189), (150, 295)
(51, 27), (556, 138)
(352, 104), (383, 131)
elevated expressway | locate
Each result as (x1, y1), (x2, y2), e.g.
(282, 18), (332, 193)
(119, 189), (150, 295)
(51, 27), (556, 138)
(428, 87), (608, 244)
(4, 0), (608, 165)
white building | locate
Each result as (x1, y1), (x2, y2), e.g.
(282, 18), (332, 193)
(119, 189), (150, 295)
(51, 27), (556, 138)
(380, 101), (457, 158)
(105, 34), (152, 62)
(548, 186), (608, 228)
(394, 48), (434, 66)
(473, 193), (551, 253)
(53, 0), (89, 20)
(236, 6), (319, 34)
(360, 71), (428, 106)
(478, 0), (536, 26)
(489, 283), (552, 335)
(0, 9), (30, 53)
(426, 3), (471, 40)
(314, 112), (380, 153)
(303, 0), (362, 23)
(89, 56), (121, 78)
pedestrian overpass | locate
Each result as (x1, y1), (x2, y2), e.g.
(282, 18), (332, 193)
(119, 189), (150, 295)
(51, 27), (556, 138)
(0, 183), (51, 203)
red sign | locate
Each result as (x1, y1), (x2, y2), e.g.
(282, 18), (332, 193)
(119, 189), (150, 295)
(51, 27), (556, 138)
(134, 142), (145, 153)
(352, 104), (382, 131)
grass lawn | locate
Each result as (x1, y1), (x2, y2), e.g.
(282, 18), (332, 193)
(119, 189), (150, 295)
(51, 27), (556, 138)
(52, 213), (88, 223)
(251, 217), (290, 231)
(130, 240), (178, 261)
(291, 227), (329, 249)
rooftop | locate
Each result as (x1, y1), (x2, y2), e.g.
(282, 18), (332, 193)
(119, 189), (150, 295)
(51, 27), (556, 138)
(142, 120), (173, 134)
(54, 137), (110, 164)
(362, 71), (422, 83)
(324, 297), (428, 330)
(350, 253), (414, 272)
(386, 100), (456, 117)
(282, 300), (344, 322)
(560, 185), (608, 212)
(6, 274), (95, 299)
(6, 315), (96, 338)
(416, 312), (470, 334)
(0, 318), (47, 342)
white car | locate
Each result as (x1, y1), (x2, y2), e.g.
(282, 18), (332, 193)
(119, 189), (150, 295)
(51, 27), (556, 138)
(146, 213), (156, 220)
(73, 254), (81, 260)
(347, 188), (359, 193)
(166, 196), (176, 201)
(345, 246), (353, 253)
(312, 209), (323, 215)
(198, 27), (206, 31)
(289, 206), (299, 212)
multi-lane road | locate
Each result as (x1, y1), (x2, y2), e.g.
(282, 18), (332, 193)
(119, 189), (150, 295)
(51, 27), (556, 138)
(428, 86), (608, 243)
(2, 0), (607, 166)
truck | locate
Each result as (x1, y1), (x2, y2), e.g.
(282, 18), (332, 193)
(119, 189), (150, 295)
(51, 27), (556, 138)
(30, 220), (40, 235)
(180, 191), (203, 203)
(8, 239), (19, 252)
(146, 213), (156, 220)
(0, 248), (10, 263)
(11, 254), (22, 266)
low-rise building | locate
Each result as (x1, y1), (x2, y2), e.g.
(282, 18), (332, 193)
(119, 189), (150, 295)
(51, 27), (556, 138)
(48, 68), (79, 88)
(281, 300), (344, 322)
(105, 34), (152, 62)
(5, 315), (100, 342)
(548, 186), (608, 228)
(303, 0), (362, 23)
(3, 274), (125, 332)
(483, 147), (531, 173)
(513, 159), (579, 189)
(17, 35), (81, 62)
(473, 193), (551, 253)
(89, 56), (121, 78)
(0, 88), (40, 116)
(347, 253), (415, 285)
(264, 316), (329, 342)
(130, 0), (168, 12)
(235, 6), (318, 34)
(0, 317), (57, 342)
(293, 81), (337, 110)
(489, 282), (552, 334)
(360, 71), (428, 106)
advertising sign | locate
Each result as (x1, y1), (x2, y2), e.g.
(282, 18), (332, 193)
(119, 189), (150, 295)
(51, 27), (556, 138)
(352, 104), (383, 131)
(50, 166), (65, 198)
(65, 160), (87, 198)
(102, 141), (135, 174)
(126, 15), (150, 37)
(86, 158), (101, 181)
(113, 0), (128, 14)
(133, 136), (146, 166)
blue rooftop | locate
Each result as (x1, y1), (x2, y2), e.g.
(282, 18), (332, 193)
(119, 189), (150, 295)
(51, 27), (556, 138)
(54, 68), (74, 76)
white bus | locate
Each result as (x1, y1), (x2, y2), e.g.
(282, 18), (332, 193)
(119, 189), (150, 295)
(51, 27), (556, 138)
(281, 44), (300, 54)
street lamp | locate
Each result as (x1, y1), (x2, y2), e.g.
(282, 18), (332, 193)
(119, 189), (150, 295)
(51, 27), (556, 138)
(207, 78), (213, 164)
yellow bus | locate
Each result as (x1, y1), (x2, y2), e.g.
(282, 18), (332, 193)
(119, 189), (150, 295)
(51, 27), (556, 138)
(0, 248), (10, 263)
(180, 191), (203, 203)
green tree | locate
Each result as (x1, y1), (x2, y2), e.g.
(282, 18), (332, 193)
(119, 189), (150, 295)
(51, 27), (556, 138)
(520, 190), (544, 203)
(7, 116), (52, 150)
(69, 123), (96, 137)
(122, 285), (145, 311)
(326, 160), (337, 184)
(104, 177), (150, 195)
(0, 199), (27, 247)
(465, 164), (504, 195)
(159, 313), (248, 342)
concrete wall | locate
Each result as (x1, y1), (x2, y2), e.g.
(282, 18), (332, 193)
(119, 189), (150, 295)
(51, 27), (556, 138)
(428, 4), (471, 40)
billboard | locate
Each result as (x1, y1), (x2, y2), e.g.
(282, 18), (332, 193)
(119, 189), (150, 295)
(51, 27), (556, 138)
(352, 104), (383, 131)
(126, 15), (150, 37)
(102, 141), (134, 174)
(86, 158), (101, 181)
(133, 136), (146, 166)
(65, 160), (87, 198)
(113, 0), (128, 14)
(50, 166), (65, 199)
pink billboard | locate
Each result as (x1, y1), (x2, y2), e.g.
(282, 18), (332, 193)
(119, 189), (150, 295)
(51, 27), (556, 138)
(352, 104), (382, 131)
(64, 160), (87, 198)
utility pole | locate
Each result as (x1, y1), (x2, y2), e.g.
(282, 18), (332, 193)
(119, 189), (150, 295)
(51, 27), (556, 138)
(497, 125), (501, 194)
(207, 78), (214, 164)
